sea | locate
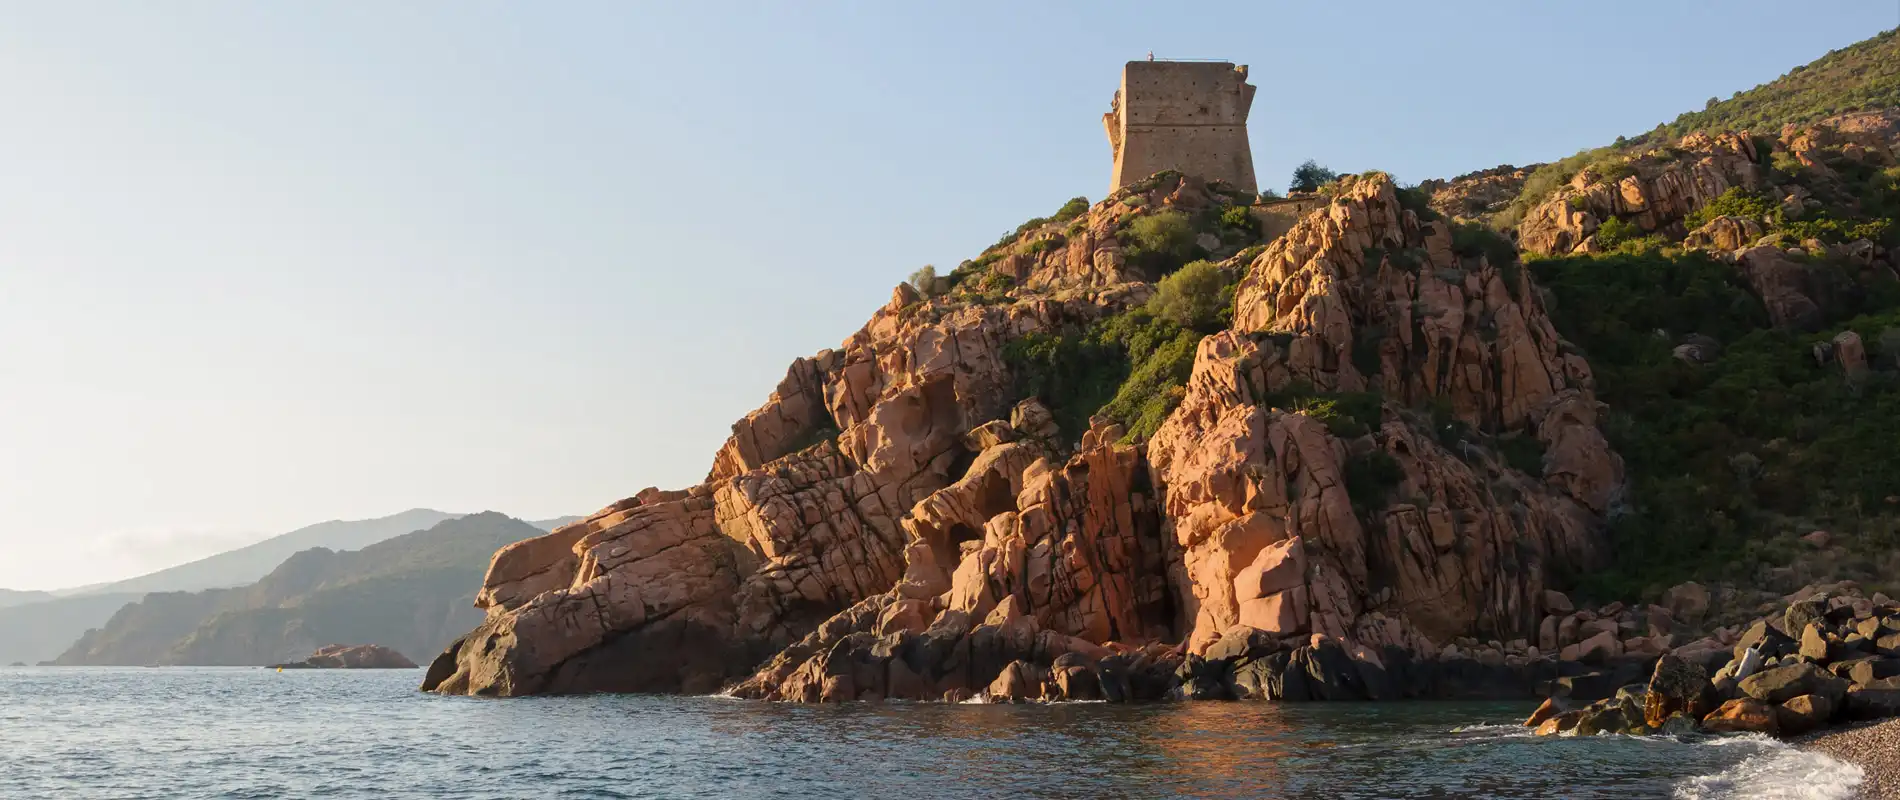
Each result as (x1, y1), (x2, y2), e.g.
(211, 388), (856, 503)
(0, 667), (1865, 799)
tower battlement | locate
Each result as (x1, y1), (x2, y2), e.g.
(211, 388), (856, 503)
(1103, 61), (1257, 194)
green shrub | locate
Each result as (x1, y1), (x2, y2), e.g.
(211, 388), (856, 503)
(1002, 310), (1203, 444)
(1344, 451), (1405, 510)
(1684, 187), (1778, 231)
(1220, 205), (1260, 238)
(1052, 196), (1091, 223)
(1147, 260), (1231, 333)
(1778, 214), (1892, 245)
(1592, 216), (1646, 251)
(1289, 160), (1340, 194)
(1264, 383), (1383, 438)
(1451, 222), (1519, 268)
(1396, 184), (1441, 221)
(1124, 210), (1200, 277)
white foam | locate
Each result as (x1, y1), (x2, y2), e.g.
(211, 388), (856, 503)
(1674, 734), (1864, 800)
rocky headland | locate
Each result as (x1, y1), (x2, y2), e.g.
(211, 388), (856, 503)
(422, 31), (1900, 768)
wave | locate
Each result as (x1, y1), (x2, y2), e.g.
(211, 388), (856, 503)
(1673, 734), (1864, 800)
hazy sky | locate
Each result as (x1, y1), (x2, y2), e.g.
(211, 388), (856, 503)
(1, 3), (1892, 591)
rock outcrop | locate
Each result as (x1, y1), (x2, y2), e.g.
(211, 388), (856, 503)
(1529, 583), (1900, 739)
(424, 173), (1626, 701)
(1516, 115), (1900, 262)
(271, 644), (417, 669)
(1517, 132), (1765, 256)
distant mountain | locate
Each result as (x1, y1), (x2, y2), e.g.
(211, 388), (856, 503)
(0, 592), (142, 665)
(57, 508), (461, 597)
(529, 515), (583, 531)
(55, 512), (542, 666)
(0, 589), (53, 609)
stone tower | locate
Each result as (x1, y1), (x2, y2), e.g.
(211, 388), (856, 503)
(1103, 60), (1257, 194)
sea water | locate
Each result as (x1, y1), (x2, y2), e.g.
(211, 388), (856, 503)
(0, 667), (1863, 799)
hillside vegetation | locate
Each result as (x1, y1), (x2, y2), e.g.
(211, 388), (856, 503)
(1478, 28), (1900, 602)
(1642, 28), (1900, 144)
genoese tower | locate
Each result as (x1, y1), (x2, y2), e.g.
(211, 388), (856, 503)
(1103, 60), (1257, 194)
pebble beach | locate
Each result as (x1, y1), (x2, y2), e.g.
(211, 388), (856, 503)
(1804, 718), (1900, 799)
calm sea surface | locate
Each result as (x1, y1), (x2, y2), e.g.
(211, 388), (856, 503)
(0, 667), (1864, 799)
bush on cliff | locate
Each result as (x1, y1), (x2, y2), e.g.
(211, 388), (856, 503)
(1124, 210), (1200, 277)
(906, 265), (941, 297)
(1147, 260), (1232, 333)
(1003, 310), (1200, 444)
(1684, 187), (1778, 230)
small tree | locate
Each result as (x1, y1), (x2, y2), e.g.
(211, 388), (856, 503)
(1289, 160), (1340, 194)
(907, 265), (940, 297)
(1147, 260), (1230, 332)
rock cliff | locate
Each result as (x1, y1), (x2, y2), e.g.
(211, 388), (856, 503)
(424, 172), (1626, 700)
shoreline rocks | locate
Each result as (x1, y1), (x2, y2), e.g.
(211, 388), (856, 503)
(1525, 585), (1900, 744)
(271, 644), (417, 670)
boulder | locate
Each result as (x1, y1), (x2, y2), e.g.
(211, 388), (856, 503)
(1544, 591), (1575, 616)
(1735, 620), (1795, 661)
(1661, 582), (1711, 624)
(1683, 215), (1765, 251)
(1739, 661), (1849, 706)
(1785, 599), (1829, 637)
(1535, 709), (1586, 736)
(987, 660), (1044, 703)
(1774, 694), (1834, 736)
(1701, 698), (1780, 735)
(1643, 653), (1712, 728)
(1844, 688), (1900, 721)
(1561, 630), (1620, 664)
(1798, 623), (1834, 663)
(1524, 697), (1564, 728)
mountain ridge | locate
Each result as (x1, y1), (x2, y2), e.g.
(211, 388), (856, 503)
(56, 512), (544, 666)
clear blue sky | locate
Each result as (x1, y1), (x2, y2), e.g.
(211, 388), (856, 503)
(1, 2), (1893, 590)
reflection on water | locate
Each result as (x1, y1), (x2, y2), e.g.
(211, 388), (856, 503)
(0, 668), (1848, 799)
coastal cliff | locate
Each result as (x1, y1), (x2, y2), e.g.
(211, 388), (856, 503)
(426, 29), (1900, 708)
(423, 172), (1621, 700)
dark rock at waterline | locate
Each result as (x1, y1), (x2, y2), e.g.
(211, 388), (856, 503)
(1643, 653), (1715, 728)
(270, 644), (417, 670)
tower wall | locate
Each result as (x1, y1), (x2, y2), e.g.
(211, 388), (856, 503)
(1104, 61), (1257, 194)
